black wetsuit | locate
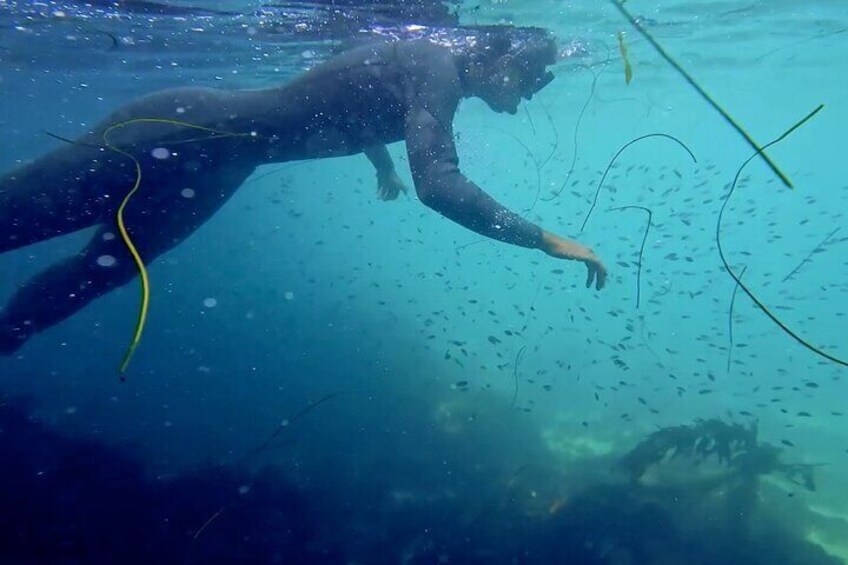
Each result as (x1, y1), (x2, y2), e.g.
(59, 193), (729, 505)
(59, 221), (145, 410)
(0, 40), (541, 351)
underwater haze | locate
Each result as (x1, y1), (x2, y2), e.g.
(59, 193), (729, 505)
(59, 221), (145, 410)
(1, 0), (848, 563)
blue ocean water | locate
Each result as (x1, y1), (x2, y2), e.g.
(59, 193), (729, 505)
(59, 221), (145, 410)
(1, 0), (847, 563)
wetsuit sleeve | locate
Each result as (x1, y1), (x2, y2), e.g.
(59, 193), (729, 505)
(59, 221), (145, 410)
(404, 105), (542, 248)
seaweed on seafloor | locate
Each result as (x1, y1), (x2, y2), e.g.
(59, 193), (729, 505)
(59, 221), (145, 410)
(716, 105), (848, 368)
(618, 419), (756, 481)
(618, 418), (817, 491)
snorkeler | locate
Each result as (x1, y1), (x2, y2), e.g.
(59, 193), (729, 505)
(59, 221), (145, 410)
(0, 27), (607, 355)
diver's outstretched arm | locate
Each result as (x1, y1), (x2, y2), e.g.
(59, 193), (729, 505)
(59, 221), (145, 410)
(404, 105), (542, 248)
(404, 105), (607, 289)
(538, 230), (607, 290)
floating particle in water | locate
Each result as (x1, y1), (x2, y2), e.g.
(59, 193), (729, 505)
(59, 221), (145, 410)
(284, 291), (295, 301)
(203, 297), (218, 308)
(102, 231), (115, 241)
(151, 147), (170, 160)
(96, 254), (116, 267)
(181, 188), (196, 199)
(238, 485), (251, 495)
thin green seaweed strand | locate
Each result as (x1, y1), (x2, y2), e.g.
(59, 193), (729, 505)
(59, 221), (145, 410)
(608, 0), (795, 188)
(581, 133), (696, 232)
(717, 104), (848, 368)
(608, 205), (652, 309)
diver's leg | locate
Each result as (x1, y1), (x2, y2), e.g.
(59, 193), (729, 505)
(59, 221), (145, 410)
(0, 164), (254, 354)
(0, 225), (140, 353)
(0, 143), (119, 254)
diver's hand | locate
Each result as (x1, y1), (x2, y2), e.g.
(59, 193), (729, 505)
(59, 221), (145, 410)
(539, 230), (607, 290)
(376, 169), (408, 201)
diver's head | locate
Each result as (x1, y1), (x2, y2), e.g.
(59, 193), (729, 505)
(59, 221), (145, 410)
(460, 26), (558, 114)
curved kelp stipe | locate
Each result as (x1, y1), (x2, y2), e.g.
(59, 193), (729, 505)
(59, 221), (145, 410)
(484, 127), (543, 212)
(102, 118), (255, 378)
(608, 205), (652, 308)
(717, 104), (848, 368)
(726, 265), (747, 373)
(43, 130), (104, 149)
(781, 227), (840, 283)
(192, 392), (341, 541)
(617, 31), (633, 85)
(541, 60), (609, 203)
(608, 0), (794, 188)
(0, 20), (120, 52)
(536, 99), (559, 171)
(511, 345), (527, 408)
(581, 133), (696, 232)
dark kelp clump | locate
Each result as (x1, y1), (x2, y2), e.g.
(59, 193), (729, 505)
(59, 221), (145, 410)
(619, 418), (816, 491)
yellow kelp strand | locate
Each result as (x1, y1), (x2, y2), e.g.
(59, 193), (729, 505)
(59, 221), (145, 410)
(101, 118), (254, 379)
(617, 31), (633, 84)
(608, 0), (795, 188)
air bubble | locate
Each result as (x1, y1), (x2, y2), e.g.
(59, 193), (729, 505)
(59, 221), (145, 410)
(96, 255), (116, 267)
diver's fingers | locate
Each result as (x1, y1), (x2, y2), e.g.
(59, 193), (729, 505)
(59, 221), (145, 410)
(596, 262), (607, 290)
(584, 258), (607, 291)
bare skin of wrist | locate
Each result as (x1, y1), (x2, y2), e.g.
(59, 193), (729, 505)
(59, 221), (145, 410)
(539, 229), (607, 290)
